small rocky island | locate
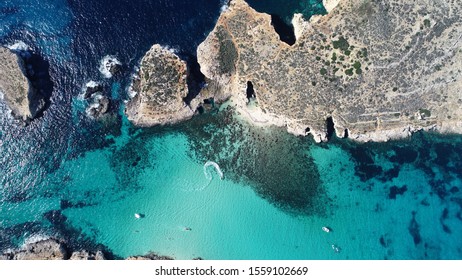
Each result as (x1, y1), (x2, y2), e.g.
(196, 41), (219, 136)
(0, 46), (46, 122)
(125, 44), (197, 126)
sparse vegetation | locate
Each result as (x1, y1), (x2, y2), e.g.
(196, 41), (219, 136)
(332, 36), (350, 52)
(419, 108), (431, 118)
(345, 68), (354, 76)
(424, 19), (431, 28)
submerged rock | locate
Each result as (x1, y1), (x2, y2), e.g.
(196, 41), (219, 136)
(125, 44), (197, 126)
(0, 46), (46, 122)
(197, 0), (462, 142)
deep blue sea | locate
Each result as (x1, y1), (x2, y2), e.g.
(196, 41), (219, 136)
(0, 0), (461, 260)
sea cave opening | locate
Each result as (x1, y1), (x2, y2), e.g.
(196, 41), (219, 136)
(326, 116), (335, 140)
(246, 81), (256, 101)
(270, 14), (296, 46)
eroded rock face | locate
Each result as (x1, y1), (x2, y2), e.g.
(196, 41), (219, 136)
(125, 44), (196, 126)
(197, 0), (462, 142)
(0, 47), (45, 122)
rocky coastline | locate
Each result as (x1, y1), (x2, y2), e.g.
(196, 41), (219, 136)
(127, 0), (462, 143)
(0, 239), (177, 260)
(194, 0), (462, 142)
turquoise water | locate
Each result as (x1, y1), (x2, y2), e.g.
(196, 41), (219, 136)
(1, 0), (462, 260)
(3, 103), (461, 259)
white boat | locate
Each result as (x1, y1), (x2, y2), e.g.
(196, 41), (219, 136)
(134, 213), (141, 219)
(322, 226), (330, 233)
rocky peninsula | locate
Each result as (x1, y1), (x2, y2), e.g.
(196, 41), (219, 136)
(0, 46), (46, 122)
(125, 44), (198, 126)
(194, 0), (462, 142)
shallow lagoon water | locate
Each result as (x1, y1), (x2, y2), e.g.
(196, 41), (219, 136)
(1, 0), (461, 259)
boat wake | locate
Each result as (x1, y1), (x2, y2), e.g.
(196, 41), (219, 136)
(203, 161), (223, 180)
(181, 161), (224, 192)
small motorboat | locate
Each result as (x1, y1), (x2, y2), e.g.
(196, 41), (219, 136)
(134, 213), (141, 219)
(322, 226), (331, 233)
(332, 244), (341, 253)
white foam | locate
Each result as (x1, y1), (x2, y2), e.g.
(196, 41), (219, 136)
(86, 80), (99, 88)
(99, 55), (121, 78)
(220, 4), (229, 12)
(7, 41), (30, 51)
(22, 234), (50, 248)
(127, 72), (140, 98)
(219, 0), (229, 12)
(203, 161), (224, 180)
(161, 45), (179, 54)
(0, 91), (14, 120)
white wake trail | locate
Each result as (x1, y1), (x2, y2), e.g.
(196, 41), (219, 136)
(203, 161), (224, 180)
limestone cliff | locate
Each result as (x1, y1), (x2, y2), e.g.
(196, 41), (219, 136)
(125, 44), (196, 126)
(197, 0), (462, 142)
(0, 47), (45, 122)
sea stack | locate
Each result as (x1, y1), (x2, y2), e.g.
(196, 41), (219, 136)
(125, 44), (197, 126)
(0, 46), (46, 122)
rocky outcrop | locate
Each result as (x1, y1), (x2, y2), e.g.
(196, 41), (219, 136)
(84, 81), (103, 99)
(86, 94), (110, 119)
(125, 44), (198, 126)
(0, 46), (45, 122)
(1, 239), (179, 260)
(70, 250), (106, 260)
(0, 239), (108, 260)
(2, 239), (68, 260)
(99, 55), (122, 78)
(82, 81), (111, 119)
(197, 0), (462, 142)
(126, 253), (174, 260)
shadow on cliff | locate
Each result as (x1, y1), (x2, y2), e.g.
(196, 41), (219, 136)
(180, 53), (206, 105)
(22, 51), (54, 120)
